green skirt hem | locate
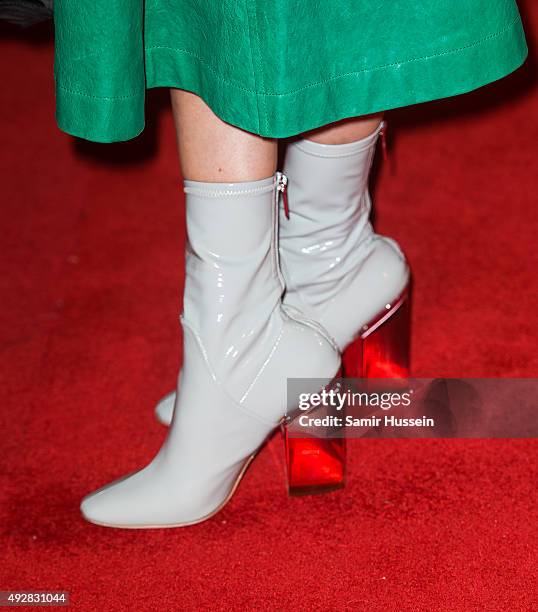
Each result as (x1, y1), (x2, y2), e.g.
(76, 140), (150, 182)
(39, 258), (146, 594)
(55, 85), (145, 144)
(56, 16), (527, 142)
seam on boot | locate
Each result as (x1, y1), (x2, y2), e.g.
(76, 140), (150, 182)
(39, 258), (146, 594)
(181, 319), (281, 427)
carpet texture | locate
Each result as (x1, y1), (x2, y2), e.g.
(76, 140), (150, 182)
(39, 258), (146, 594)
(1, 4), (537, 610)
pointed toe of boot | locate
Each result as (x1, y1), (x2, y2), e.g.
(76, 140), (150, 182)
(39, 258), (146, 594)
(80, 469), (154, 528)
(80, 488), (116, 528)
(80, 480), (129, 528)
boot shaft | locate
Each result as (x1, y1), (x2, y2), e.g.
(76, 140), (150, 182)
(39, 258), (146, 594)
(280, 123), (384, 307)
(181, 174), (285, 391)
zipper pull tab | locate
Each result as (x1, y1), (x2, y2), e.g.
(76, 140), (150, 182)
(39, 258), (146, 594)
(379, 121), (388, 161)
(277, 172), (290, 219)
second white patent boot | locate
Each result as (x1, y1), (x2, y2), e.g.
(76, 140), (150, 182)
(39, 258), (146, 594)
(81, 174), (339, 528)
(279, 121), (410, 358)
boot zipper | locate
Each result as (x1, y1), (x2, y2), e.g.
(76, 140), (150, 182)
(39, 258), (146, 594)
(379, 122), (388, 161)
(276, 172), (290, 219)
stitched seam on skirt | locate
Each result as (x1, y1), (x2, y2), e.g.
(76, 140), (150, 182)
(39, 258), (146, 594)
(248, 1), (268, 132)
(244, 0), (262, 133)
(146, 45), (261, 94)
(264, 15), (522, 97)
(145, 15), (520, 99)
(57, 85), (143, 101)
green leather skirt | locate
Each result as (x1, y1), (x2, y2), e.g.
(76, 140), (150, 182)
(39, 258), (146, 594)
(54, 1), (527, 143)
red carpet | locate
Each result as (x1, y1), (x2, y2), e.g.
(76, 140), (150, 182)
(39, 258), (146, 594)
(1, 4), (537, 609)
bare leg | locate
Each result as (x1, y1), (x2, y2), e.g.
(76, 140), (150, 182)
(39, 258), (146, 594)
(301, 112), (384, 145)
(170, 89), (277, 182)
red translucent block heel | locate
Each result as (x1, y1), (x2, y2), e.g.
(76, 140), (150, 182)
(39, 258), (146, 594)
(342, 287), (411, 380)
(283, 286), (411, 496)
(283, 429), (346, 496)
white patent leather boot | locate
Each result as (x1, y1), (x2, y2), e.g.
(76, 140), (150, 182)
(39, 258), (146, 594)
(278, 121), (410, 367)
(80, 174), (340, 528)
(155, 122), (410, 426)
